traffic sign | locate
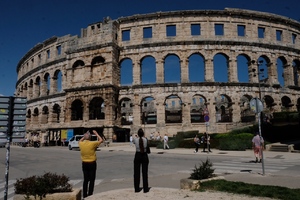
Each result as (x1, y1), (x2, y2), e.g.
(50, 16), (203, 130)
(204, 115), (210, 122)
(250, 98), (264, 113)
(0, 97), (11, 133)
(0, 96), (27, 139)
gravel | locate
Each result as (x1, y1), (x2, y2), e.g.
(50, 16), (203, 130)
(85, 187), (276, 200)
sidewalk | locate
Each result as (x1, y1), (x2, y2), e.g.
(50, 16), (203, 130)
(85, 144), (300, 200)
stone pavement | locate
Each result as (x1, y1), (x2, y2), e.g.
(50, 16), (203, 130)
(85, 143), (300, 200)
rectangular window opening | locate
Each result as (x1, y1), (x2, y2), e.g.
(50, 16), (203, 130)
(143, 27), (152, 38)
(166, 25), (176, 37)
(292, 33), (297, 44)
(46, 50), (50, 59)
(276, 30), (282, 41)
(258, 27), (265, 38)
(122, 29), (130, 41)
(56, 45), (61, 55)
(237, 25), (245, 37)
(191, 24), (201, 36)
(215, 24), (224, 36)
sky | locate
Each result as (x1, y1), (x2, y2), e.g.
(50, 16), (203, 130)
(1, 0), (300, 97)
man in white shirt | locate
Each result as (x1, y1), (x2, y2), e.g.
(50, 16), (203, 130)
(163, 134), (169, 150)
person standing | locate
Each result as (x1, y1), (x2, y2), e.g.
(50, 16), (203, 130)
(163, 134), (169, 150)
(130, 134), (133, 147)
(202, 132), (212, 152)
(79, 130), (103, 198)
(252, 132), (264, 163)
(193, 135), (200, 153)
(133, 128), (149, 193)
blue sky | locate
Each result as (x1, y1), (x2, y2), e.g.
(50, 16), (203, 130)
(0, 0), (299, 96)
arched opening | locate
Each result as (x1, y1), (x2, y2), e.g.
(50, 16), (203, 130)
(188, 53), (205, 82)
(141, 56), (156, 84)
(71, 99), (83, 120)
(164, 54), (181, 83)
(164, 95), (182, 123)
(120, 58), (133, 86)
(89, 97), (105, 120)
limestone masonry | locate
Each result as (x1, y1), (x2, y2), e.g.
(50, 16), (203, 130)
(15, 8), (300, 144)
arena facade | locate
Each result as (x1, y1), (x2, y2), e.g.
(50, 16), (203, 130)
(15, 8), (300, 144)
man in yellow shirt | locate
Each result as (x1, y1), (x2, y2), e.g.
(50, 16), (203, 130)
(79, 130), (103, 198)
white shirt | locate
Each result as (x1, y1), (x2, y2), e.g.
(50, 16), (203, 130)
(133, 137), (147, 152)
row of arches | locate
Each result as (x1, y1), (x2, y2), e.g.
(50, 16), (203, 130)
(120, 53), (300, 87)
(25, 93), (300, 126)
(18, 52), (300, 100)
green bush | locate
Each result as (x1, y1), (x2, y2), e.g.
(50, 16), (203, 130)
(14, 172), (72, 199)
(189, 158), (215, 180)
(176, 130), (199, 139)
(215, 132), (253, 150)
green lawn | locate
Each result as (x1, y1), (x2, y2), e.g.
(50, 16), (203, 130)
(198, 180), (300, 200)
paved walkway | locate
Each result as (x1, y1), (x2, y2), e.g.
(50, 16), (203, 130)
(85, 144), (300, 200)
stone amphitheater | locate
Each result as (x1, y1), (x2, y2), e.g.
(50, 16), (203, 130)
(15, 8), (300, 144)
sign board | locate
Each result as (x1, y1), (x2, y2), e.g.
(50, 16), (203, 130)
(0, 96), (27, 139)
(204, 115), (210, 122)
(250, 98), (264, 113)
(0, 97), (10, 133)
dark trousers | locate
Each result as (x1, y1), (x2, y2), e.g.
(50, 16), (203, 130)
(203, 143), (211, 152)
(134, 152), (149, 192)
(195, 143), (200, 152)
(82, 161), (97, 198)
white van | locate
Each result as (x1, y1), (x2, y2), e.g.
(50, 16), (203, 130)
(68, 135), (99, 150)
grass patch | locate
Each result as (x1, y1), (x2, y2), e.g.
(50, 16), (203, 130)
(199, 179), (300, 200)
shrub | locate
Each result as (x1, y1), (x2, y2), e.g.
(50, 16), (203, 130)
(14, 172), (72, 199)
(215, 132), (253, 150)
(189, 158), (215, 180)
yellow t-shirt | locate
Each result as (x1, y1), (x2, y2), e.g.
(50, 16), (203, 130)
(79, 140), (101, 162)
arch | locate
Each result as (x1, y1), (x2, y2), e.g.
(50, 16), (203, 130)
(237, 54), (251, 83)
(89, 97), (105, 120)
(281, 96), (293, 111)
(71, 99), (83, 120)
(213, 53), (229, 82)
(41, 106), (49, 124)
(72, 60), (85, 68)
(54, 70), (63, 92)
(277, 56), (287, 86)
(141, 96), (157, 124)
(141, 56), (156, 84)
(164, 94), (182, 123)
(91, 56), (105, 66)
(44, 73), (51, 95)
(120, 97), (133, 125)
(26, 109), (32, 125)
(164, 54), (181, 83)
(215, 94), (233, 122)
(264, 95), (275, 108)
(33, 107), (39, 116)
(188, 53), (205, 82)
(257, 56), (270, 83)
(53, 104), (61, 123)
(292, 60), (300, 86)
(120, 58), (133, 86)
(240, 95), (255, 122)
(35, 76), (41, 97)
(190, 94), (207, 123)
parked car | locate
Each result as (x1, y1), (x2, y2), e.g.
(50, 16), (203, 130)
(68, 135), (99, 150)
(0, 141), (5, 148)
